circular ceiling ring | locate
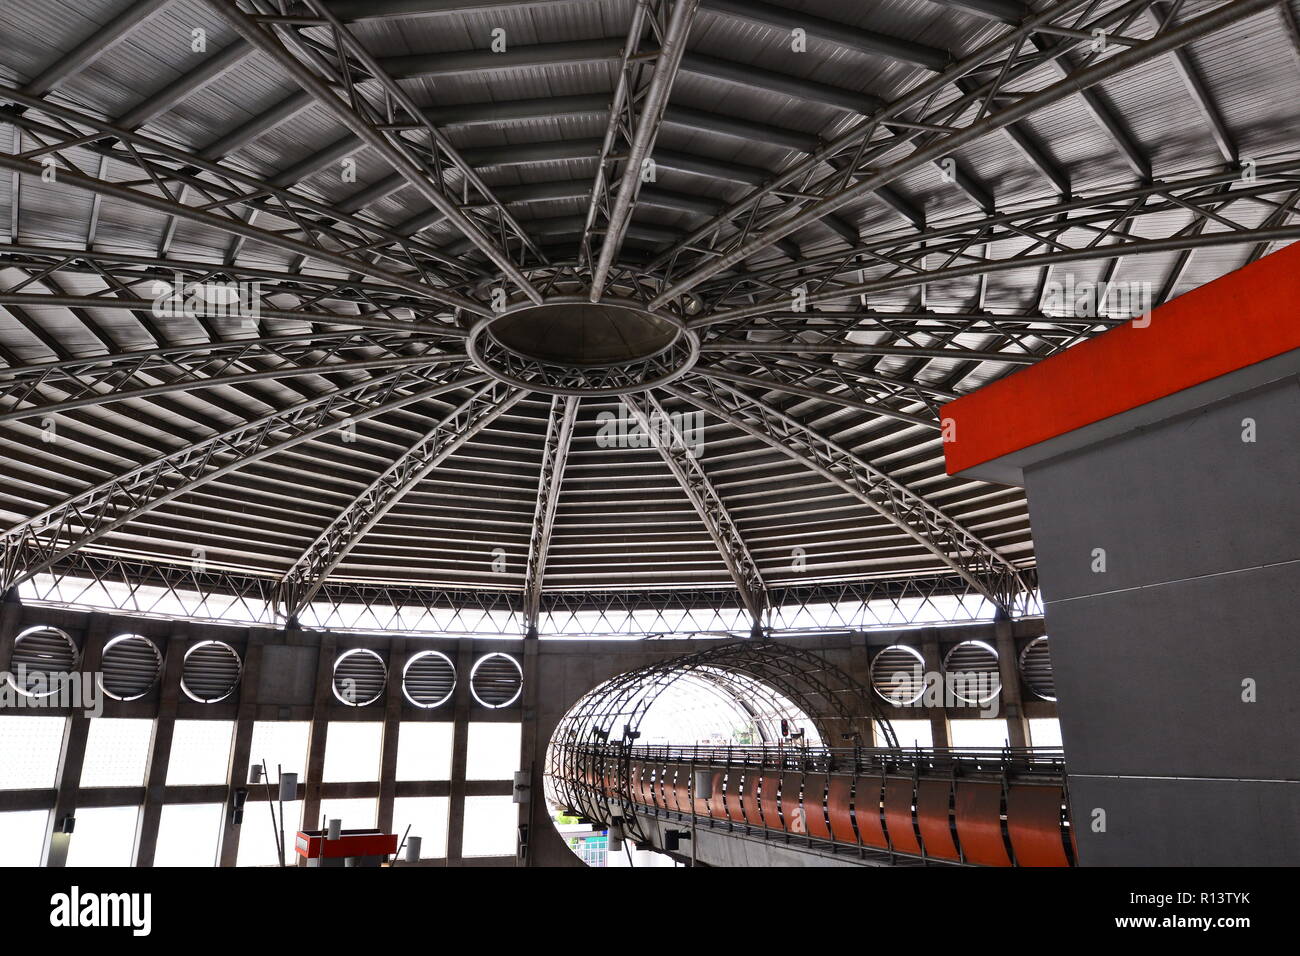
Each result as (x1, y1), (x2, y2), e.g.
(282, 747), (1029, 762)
(466, 296), (700, 397)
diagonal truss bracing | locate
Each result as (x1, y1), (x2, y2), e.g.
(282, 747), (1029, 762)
(0, 363), (484, 590)
(620, 389), (767, 625)
(522, 395), (580, 631)
(581, 0), (699, 300)
(276, 379), (527, 620)
(203, 0), (546, 302)
(664, 375), (1031, 615)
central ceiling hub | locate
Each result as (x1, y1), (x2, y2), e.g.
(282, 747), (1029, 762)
(468, 296), (699, 396)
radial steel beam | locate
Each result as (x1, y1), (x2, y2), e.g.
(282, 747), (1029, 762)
(0, 86), (487, 300)
(697, 364), (943, 429)
(521, 395), (580, 631)
(0, 364), (484, 590)
(0, 330), (464, 424)
(620, 390), (767, 624)
(203, 0), (546, 303)
(664, 375), (1031, 615)
(647, 0), (1268, 306)
(276, 379), (525, 620)
(690, 166), (1300, 323)
(582, 0), (699, 300)
(20, 0), (170, 96)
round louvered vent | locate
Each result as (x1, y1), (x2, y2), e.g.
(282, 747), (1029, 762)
(869, 644), (926, 705)
(98, 634), (162, 701)
(470, 653), (522, 708)
(333, 648), (386, 706)
(943, 640), (1002, 704)
(1019, 636), (1056, 701)
(7, 625), (78, 698)
(403, 651), (456, 708)
(181, 640), (242, 703)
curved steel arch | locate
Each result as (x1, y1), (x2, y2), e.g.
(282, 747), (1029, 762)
(546, 640), (897, 838)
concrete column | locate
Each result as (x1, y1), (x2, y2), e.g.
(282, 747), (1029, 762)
(444, 641), (476, 864)
(43, 612), (107, 867)
(518, 635), (540, 866)
(134, 623), (189, 866)
(994, 616), (1029, 748)
(217, 629), (262, 867)
(919, 637), (950, 748)
(299, 631), (338, 857)
(377, 637), (406, 834)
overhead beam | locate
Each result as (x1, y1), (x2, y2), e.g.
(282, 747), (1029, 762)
(202, 0), (547, 302)
(586, 0), (700, 299)
(620, 390), (767, 624)
(521, 396), (580, 630)
(0, 365), (483, 590)
(276, 380), (525, 620)
(664, 376), (1030, 615)
(649, 0), (1268, 305)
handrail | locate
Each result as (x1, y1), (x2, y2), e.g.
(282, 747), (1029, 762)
(559, 742), (1067, 777)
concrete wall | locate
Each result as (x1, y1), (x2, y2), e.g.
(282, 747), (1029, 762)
(1024, 369), (1300, 865)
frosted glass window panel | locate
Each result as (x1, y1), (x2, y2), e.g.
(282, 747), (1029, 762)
(236, 799), (302, 867)
(79, 718), (154, 787)
(462, 795), (516, 858)
(154, 803), (223, 866)
(0, 716), (66, 789)
(166, 720), (234, 785)
(949, 718), (1010, 749)
(322, 721), (383, 782)
(392, 797), (449, 859)
(465, 722), (521, 781)
(395, 722), (453, 781)
(247, 721), (310, 781)
(881, 719), (933, 749)
(315, 797), (377, 832)
(65, 806), (139, 867)
(0, 809), (50, 865)
(1029, 718), (1064, 748)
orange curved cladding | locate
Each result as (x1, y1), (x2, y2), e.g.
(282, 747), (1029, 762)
(853, 776), (889, 850)
(883, 777), (921, 855)
(915, 778), (961, 862)
(1006, 784), (1071, 867)
(779, 772), (806, 834)
(669, 766), (692, 813)
(699, 771), (726, 819)
(724, 772), (748, 824)
(802, 773), (833, 840)
(826, 776), (858, 845)
(760, 774), (783, 830)
(954, 780), (1012, 866)
(741, 773), (766, 827)
(942, 241), (1300, 477)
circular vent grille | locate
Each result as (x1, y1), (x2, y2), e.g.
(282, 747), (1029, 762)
(943, 640), (1002, 704)
(8, 626), (78, 698)
(869, 645), (926, 705)
(333, 648), (386, 706)
(403, 651), (456, 708)
(99, 634), (162, 701)
(181, 641), (242, 703)
(470, 653), (522, 708)
(1020, 636), (1056, 701)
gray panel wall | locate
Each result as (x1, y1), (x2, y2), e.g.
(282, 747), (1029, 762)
(1024, 372), (1300, 865)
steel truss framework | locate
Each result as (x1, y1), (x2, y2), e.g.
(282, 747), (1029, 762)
(547, 639), (897, 841)
(0, 0), (1295, 634)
